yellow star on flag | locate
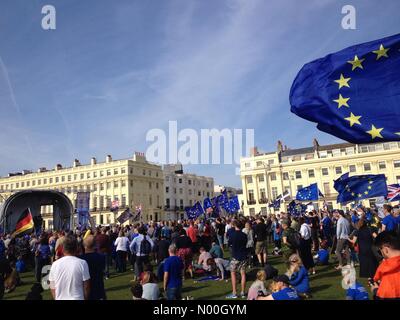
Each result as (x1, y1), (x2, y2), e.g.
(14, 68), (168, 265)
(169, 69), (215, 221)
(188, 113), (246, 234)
(372, 44), (390, 60)
(351, 192), (355, 196)
(364, 191), (369, 195)
(345, 113), (361, 127)
(347, 55), (365, 71)
(333, 94), (350, 108)
(366, 125), (383, 139)
(367, 186), (372, 190)
(358, 193), (362, 198)
(334, 74), (351, 89)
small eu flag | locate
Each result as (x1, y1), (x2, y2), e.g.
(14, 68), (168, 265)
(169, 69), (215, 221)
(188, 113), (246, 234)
(290, 33), (400, 143)
(227, 196), (240, 214)
(334, 174), (388, 204)
(203, 197), (212, 210)
(334, 172), (350, 193)
(296, 183), (320, 201)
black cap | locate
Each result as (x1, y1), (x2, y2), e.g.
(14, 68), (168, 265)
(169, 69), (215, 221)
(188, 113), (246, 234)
(273, 274), (290, 285)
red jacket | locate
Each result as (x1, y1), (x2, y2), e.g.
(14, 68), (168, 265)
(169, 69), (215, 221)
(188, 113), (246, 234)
(374, 255), (400, 299)
(187, 226), (198, 243)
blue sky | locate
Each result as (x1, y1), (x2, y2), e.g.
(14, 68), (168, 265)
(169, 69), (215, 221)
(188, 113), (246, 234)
(0, 0), (399, 188)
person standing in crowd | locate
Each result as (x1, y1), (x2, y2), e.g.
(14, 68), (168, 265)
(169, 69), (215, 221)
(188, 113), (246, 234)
(242, 222), (255, 267)
(155, 235), (170, 265)
(175, 228), (193, 279)
(187, 221), (198, 254)
(95, 227), (112, 280)
(254, 218), (268, 267)
(348, 217), (378, 279)
(34, 234), (51, 283)
(215, 218), (226, 249)
(298, 217), (316, 275)
(48, 235), (90, 300)
(80, 235), (106, 300)
(335, 210), (351, 270)
(321, 211), (333, 247)
(281, 219), (299, 261)
(371, 231), (400, 299)
(381, 204), (399, 232)
(271, 216), (282, 255)
(163, 244), (184, 300)
(308, 211), (320, 252)
(130, 226), (154, 280)
(226, 220), (248, 299)
(114, 231), (129, 273)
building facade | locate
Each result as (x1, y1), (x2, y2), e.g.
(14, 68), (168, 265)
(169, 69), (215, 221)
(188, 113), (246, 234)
(240, 139), (400, 216)
(163, 164), (214, 220)
(0, 152), (164, 228)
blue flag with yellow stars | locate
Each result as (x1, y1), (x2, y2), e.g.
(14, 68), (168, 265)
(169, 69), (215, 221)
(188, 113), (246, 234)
(296, 183), (320, 201)
(290, 33), (400, 143)
(334, 172), (350, 193)
(335, 174), (388, 204)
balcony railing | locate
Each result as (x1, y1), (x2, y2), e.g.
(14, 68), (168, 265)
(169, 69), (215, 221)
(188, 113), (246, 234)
(247, 200), (256, 205)
(259, 198), (268, 204)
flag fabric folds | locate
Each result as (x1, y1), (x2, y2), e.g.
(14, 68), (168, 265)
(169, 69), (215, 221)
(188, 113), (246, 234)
(290, 33), (400, 143)
(14, 208), (34, 236)
(288, 201), (306, 217)
(334, 172), (350, 193)
(203, 198), (212, 210)
(116, 208), (133, 224)
(386, 184), (400, 202)
(227, 196), (240, 214)
(296, 183), (320, 201)
(334, 174), (388, 204)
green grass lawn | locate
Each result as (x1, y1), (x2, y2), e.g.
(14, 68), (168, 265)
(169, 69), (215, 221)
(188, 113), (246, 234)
(3, 250), (370, 300)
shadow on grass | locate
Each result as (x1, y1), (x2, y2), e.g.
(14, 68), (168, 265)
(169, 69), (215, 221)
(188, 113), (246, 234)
(310, 284), (332, 294)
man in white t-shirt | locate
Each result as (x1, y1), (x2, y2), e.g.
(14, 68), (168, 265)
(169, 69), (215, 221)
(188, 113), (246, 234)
(49, 235), (91, 300)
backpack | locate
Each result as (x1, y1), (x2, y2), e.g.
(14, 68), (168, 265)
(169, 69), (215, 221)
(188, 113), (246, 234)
(140, 236), (152, 255)
(287, 230), (301, 249)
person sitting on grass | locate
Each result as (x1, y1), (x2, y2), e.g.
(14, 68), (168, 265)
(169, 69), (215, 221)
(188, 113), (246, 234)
(341, 264), (369, 300)
(141, 271), (159, 300)
(213, 257), (231, 281)
(247, 270), (269, 300)
(257, 275), (300, 300)
(131, 281), (146, 300)
(194, 247), (213, 273)
(313, 240), (329, 266)
(286, 254), (310, 298)
(209, 241), (223, 259)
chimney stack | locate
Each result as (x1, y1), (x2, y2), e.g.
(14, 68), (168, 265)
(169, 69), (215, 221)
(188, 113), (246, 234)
(91, 157), (97, 165)
(277, 140), (284, 153)
(250, 147), (259, 157)
(55, 164), (62, 171)
(106, 155), (112, 163)
(73, 159), (80, 167)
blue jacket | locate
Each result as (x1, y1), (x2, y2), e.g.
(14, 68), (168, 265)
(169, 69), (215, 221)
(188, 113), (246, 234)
(289, 266), (310, 294)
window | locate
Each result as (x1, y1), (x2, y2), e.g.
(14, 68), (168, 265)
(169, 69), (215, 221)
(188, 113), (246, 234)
(295, 171), (302, 179)
(38, 180), (41, 185)
(80, 173), (84, 179)
(156, 183), (159, 189)
(297, 185), (303, 191)
(308, 170), (315, 178)
(335, 167), (342, 174)
(246, 176), (253, 184)
(121, 168), (126, 174)
(272, 187), (278, 199)
(43, 179), (47, 184)
(198, 191), (201, 196)
(259, 188), (266, 199)
(100, 183), (104, 191)
(87, 172), (90, 179)
(245, 162), (251, 168)
(270, 172), (277, 181)
(179, 188), (183, 194)
(93, 172), (97, 178)
(249, 208), (255, 215)
(61, 176), (65, 182)
(178, 178), (182, 183)
(100, 171), (104, 177)
(179, 199), (183, 210)
(149, 195), (153, 206)
(114, 169), (118, 175)
(121, 181), (126, 187)
(107, 182), (111, 189)
(323, 182), (330, 195)
(283, 172), (289, 180)
(21, 182), (24, 188)
(378, 161), (386, 170)
(268, 159), (274, 165)
(68, 175), (71, 181)
(107, 170), (111, 176)
(149, 182), (152, 189)
(349, 165), (356, 173)
(397, 176), (400, 184)
(114, 181), (119, 188)
(165, 176), (169, 182)
(121, 195), (126, 207)
(166, 198), (170, 208)
(49, 178), (53, 184)
(360, 146), (368, 153)
(248, 190), (254, 201)
(322, 168), (329, 176)
(206, 182), (209, 188)
(256, 161), (262, 167)
(363, 163), (371, 171)
(258, 175), (265, 182)
(130, 180), (133, 187)
(166, 186), (169, 193)
(188, 180), (192, 185)
(394, 160), (400, 168)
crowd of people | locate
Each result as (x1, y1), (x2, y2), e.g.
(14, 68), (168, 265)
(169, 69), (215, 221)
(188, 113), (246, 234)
(0, 203), (400, 300)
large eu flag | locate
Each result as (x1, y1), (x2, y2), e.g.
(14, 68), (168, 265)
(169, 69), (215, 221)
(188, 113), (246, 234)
(335, 174), (388, 204)
(296, 183), (319, 201)
(290, 33), (400, 143)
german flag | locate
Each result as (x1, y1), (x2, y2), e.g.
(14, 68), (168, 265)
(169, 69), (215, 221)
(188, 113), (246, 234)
(14, 208), (34, 236)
